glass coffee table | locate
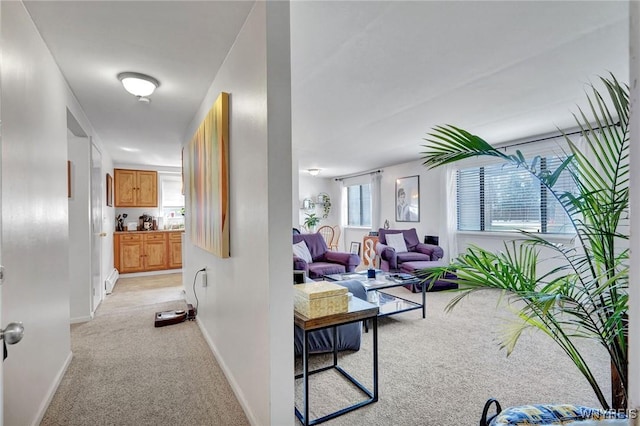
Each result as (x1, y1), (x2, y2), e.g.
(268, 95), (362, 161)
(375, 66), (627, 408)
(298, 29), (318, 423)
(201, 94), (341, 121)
(324, 270), (426, 319)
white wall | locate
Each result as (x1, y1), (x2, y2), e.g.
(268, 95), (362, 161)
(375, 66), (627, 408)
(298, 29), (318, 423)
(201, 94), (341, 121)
(1, 2), (116, 423)
(628, 0), (639, 412)
(378, 159), (443, 239)
(340, 155), (577, 273)
(101, 152), (116, 290)
(113, 165), (183, 234)
(339, 160), (445, 265)
(181, 2), (293, 424)
(297, 173), (340, 232)
(1, 2), (73, 424)
(68, 134), (92, 322)
(67, 96), (115, 309)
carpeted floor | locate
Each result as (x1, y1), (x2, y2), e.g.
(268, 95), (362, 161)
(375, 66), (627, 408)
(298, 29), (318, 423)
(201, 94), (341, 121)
(294, 287), (610, 425)
(41, 274), (610, 425)
(41, 273), (249, 426)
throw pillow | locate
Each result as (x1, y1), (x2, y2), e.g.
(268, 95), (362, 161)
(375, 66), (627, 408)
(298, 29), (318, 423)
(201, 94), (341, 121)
(489, 404), (628, 425)
(385, 233), (408, 253)
(293, 241), (313, 264)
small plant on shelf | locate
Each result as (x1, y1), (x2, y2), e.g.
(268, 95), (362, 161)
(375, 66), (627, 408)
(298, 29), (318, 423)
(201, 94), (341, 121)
(303, 213), (321, 232)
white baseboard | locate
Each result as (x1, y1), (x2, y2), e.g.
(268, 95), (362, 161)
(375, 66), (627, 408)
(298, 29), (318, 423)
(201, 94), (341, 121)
(195, 318), (259, 426)
(119, 269), (183, 278)
(70, 315), (93, 324)
(32, 351), (73, 426)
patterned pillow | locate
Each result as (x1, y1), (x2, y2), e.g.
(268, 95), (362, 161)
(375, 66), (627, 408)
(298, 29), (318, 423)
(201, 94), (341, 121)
(490, 404), (627, 425)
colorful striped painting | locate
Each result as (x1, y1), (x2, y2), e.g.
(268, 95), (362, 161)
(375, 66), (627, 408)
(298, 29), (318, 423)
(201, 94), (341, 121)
(187, 92), (229, 257)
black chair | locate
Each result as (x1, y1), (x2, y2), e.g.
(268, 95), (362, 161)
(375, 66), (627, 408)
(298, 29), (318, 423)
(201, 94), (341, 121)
(293, 227), (301, 235)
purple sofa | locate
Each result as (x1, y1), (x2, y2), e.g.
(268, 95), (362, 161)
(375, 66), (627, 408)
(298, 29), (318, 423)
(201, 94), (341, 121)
(293, 233), (360, 279)
(375, 228), (457, 292)
(375, 228), (444, 272)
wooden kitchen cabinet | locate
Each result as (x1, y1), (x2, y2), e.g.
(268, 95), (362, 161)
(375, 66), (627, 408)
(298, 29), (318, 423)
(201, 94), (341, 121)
(168, 232), (183, 269)
(114, 168), (158, 207)
(117, 233), (145, 273)
(114, 231), (184, 273)
(143, 233), (168, 271)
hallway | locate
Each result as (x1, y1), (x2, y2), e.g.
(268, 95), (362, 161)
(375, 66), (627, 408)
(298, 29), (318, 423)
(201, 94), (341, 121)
(41, 273), (249, 425)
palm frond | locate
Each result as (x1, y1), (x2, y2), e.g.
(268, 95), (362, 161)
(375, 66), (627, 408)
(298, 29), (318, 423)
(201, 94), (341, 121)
(419, 75), (629, 409)
(421, 125), (510, 168)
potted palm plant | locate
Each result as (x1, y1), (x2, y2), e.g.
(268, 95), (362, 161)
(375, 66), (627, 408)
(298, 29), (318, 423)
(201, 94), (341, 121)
(420, 75), (628, 410)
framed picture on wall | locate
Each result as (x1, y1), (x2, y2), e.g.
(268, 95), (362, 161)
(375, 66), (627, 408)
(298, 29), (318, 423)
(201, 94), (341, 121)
(395, 175), (420, 222)
(67, 161), (72, 198)
(106, 173), (113, 207)
(350, 241), (361, 256)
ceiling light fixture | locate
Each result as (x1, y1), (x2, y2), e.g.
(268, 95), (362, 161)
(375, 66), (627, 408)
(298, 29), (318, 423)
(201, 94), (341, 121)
(117, 72), (160, 101)
(307, 169), (320, 176)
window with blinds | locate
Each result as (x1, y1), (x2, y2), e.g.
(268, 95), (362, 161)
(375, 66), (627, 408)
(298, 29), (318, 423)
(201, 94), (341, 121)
(161, 178), (184, 207)
(347, 183), (371, 227)
(457, 156), (575, 234)
(160, 174), (185, 220)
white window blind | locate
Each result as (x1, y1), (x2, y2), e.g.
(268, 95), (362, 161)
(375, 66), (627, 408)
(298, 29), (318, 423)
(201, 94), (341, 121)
(457, 154), (576, 234)
(161, 177), (184, 207)
(456, 168), (481, 231)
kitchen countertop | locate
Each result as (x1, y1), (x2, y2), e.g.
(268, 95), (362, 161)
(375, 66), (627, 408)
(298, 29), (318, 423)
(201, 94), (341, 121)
(114, 229), (185, 234)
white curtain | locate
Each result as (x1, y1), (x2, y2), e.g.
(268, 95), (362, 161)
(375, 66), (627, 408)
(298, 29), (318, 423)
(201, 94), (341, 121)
(339, 171), (381, 229)
(370, 171), (382, 231)
(338, 179), (347, 227)
(439, 165), (458, 262)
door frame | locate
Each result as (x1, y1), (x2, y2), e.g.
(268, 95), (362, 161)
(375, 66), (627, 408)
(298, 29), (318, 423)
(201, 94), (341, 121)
(90, 142), (103, 314)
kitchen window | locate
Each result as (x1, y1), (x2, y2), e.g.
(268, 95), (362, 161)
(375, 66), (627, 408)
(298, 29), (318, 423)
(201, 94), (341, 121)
(159, 174), (184, 229)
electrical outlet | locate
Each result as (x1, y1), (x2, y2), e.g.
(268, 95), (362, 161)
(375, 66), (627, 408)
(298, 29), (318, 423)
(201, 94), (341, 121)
(201, 271), (207, 287)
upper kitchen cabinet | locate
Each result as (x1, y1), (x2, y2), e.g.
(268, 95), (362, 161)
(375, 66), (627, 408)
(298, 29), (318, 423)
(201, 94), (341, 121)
(114, 169), (158, 207)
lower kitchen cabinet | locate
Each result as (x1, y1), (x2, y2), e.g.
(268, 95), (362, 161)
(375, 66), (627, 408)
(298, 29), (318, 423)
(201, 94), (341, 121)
(118, 233), (145, 273)
(114, 231), (184, 273)
(143, 233), (168, 271)
(168, 232), (183, 269)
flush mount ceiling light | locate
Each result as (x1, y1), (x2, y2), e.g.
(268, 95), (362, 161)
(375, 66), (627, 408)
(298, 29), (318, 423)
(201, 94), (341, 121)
(307, 169), (320, 176)
(117, 72), (160, 101)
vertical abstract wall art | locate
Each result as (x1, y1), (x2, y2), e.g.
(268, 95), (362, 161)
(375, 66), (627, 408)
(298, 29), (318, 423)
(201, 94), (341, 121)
(187, 92), (230, 257)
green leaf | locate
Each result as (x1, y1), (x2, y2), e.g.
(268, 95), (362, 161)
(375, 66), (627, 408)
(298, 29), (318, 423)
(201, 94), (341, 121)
(420, 75), (629, 410)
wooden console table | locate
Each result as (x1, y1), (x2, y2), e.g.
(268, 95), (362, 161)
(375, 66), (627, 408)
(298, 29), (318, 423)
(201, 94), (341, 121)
(294, 298), (379, 425)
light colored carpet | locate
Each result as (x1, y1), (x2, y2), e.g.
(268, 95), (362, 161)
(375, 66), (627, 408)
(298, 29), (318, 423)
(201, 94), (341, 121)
(294, 287), (610, 425)
(41, 273), (249, 426)
(42, 274), (610, 425)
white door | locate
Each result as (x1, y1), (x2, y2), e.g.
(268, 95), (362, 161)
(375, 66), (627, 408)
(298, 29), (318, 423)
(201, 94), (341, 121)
(90, 143), (103, 313)
(0, 8), (4, 417)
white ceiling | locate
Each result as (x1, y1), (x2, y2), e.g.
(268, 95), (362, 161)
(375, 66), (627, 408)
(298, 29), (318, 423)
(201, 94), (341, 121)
(24, 1), (629, 177)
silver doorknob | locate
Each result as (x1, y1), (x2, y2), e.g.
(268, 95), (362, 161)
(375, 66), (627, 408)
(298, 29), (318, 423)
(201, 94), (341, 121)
(1, 322), (24, 345)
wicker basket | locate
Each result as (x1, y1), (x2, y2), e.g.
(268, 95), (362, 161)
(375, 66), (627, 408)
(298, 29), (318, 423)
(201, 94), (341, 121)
(294, 281), (348, 318)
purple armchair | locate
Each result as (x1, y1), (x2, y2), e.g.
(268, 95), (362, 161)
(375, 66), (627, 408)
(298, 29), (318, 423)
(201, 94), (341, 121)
(293, 233), (360, 279)
(375, 228), (444, 272)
